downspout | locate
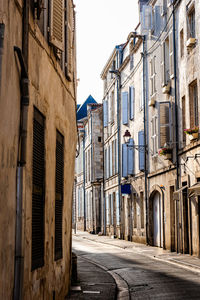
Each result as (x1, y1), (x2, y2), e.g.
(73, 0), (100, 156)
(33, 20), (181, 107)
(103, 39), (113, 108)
(0, 23), (5, 87)
(102, 100), (106, 235)
(83, 132), (86, 231)
(173, 1), (180, 253)
(14, 1), (30, 298)
(142, 36), (149, 245)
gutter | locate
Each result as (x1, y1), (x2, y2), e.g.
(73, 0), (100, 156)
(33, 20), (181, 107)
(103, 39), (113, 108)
(13, 0), (30, 299)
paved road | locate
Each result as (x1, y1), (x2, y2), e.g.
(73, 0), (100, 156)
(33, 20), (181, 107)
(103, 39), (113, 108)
(72, 235), (200, 299)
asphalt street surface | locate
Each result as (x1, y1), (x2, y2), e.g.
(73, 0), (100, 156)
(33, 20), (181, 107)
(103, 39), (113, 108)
(72, 235), (200, 299)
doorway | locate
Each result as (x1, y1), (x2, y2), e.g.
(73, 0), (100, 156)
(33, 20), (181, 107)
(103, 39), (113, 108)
(153, 192), (162, 247)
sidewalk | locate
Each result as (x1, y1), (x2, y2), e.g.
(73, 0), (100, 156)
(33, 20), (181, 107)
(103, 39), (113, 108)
(66, 254), (117, 300)
(74, 231), (200, 274)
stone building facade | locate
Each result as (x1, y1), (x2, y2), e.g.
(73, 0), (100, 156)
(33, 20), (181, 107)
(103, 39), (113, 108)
(0, 0), (77, 299)
(74, 101), (103, 234)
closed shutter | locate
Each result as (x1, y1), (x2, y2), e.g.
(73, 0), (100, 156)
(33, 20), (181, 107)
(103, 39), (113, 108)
(129, 86), (135, 120)
(50, 0), (64, 51)
(158, 101), (171, 148)
(169, 31), (174, 78)
(103, 100), (108, 127)
(122, 92), (128, 124)
(116, 191), (120, 226)
(138, 131), (145, 171)
(128, 138), (134, 175)
(122, 144), (128, 178)
(141, 5), (153, 33)
(55, 131), (64, 261)
(106, 194), (110, 225)
(154, 6), (162, 36)
(151, 115), (158, 155)
(32, 108), (45, 270)
(65, 0), (74, 78)
(161, 42), (166, 86)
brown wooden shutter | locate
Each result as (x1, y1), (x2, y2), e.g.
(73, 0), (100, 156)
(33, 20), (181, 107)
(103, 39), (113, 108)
(65, 0), (74, 79)
(158, 102), (171, 148)
(55, 131), (64, 261)
(32, 108), (45, 270)
(50, 0), (64, 51)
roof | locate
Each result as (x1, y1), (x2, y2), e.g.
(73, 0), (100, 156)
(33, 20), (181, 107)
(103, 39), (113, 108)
(77, 95), (97, 121)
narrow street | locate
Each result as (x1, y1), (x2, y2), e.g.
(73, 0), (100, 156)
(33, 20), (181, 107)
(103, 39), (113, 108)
(71, 232), (200, 299)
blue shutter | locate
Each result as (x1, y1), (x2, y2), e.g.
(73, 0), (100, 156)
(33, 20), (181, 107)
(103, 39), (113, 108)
(122, 144), (128, 177)
(116, 191), (120, 226)
(122, 92), (128, 125)
(128, 139), (134, 175)
(129, 86), (135, 120)
(154, 6), (162, 36)
(103, 100), (108, 127)
(138, 131), (145, 171)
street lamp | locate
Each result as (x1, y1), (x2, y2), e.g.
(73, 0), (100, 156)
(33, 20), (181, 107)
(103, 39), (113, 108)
(123, 129), (146, 152)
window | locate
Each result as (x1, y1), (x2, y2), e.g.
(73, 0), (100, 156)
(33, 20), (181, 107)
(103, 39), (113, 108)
(180, 29), (184, 57)
(150, 56), (156, 96)
(161, 38), (169, 86)
(32, 108), (45, 270)
(140, 74), (144, 110)
(129, 86), (135, 120)
(55, 130), (64, 261)
(182, 96), (186, 144)
(106, 194), (110, 225)
(151, 115), (158, 155)
(187, 5), (195, 39)
(133, 194), (137, 228)
(158, 101), (172, 148)
(112, 140), (115, 175)
(110, 90), (115, 124)
(103, 100), (108, 127)
(138, 131), (145, 171)
(189, 80), (198, 128)
(98, 136), (101, 143)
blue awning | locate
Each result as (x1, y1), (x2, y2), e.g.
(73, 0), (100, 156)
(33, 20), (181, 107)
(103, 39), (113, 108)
(121, 184), (131, 195)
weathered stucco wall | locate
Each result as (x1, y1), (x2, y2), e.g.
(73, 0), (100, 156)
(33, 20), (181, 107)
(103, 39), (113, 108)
(0, 1), (76, 299)
(0, 1), (22, 298)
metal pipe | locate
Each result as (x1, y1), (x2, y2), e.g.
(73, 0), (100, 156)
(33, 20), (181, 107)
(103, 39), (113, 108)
(14, 1), (30, 299)
(173, 1), (180, 253)
(0, 23), (5, 87)
(142, 36), (149, 245)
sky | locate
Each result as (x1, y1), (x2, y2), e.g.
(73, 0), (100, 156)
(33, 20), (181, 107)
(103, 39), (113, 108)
(73, 0), (139, 104)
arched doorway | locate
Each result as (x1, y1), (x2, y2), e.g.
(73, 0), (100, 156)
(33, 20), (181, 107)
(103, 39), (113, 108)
(152, 192), (162, 247)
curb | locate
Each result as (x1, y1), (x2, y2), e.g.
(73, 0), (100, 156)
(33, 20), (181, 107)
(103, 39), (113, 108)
(77, 255), (130, 300)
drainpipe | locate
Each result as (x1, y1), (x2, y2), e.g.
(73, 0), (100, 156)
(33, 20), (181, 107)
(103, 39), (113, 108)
(142, 36), (149, 245)
(0, 23), (5, 87)
(173, 1), (180, 253)
(83, 132), (86, 231)
(13, 1), (30, 299)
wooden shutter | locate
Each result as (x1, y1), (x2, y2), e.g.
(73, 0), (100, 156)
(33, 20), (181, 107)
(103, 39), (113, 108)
(141, 5), (153, 33)
(32, 108), (45, 270)
(65, 0), (74, 77)
(128, 138), (134, 175)
(122, 144), (128, 177)
(50, 0), (64, 51)
(55, 131), (64, 261)
(122, 92), (128, 124)
(129, 86), (135, 120)
(138, 131), (145, 171)
(103, 100), (108, 127)
(158, 102), (171, 148)
(151, 115), (158, 155)
(169, 31), (174, 78)
(154, 6), (162, 36)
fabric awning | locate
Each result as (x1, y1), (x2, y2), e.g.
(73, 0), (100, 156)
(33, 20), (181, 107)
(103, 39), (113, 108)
(173, 185), (188, 200)
(188, 182), (200, 197)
